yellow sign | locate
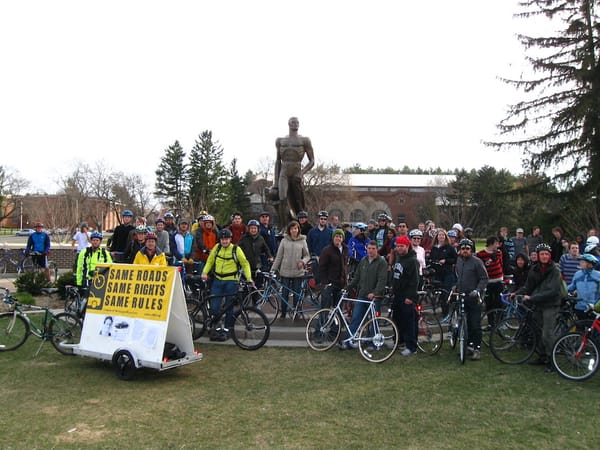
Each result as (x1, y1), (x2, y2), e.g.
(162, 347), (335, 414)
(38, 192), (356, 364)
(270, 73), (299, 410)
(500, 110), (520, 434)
(87, 264), (175, 321)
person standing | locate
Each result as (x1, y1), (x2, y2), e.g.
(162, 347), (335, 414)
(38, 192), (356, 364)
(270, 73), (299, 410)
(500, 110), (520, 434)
(477, 236), (504, 328)
(25, 222), (52, 282)
(526, 226), (544, 253)
(390, 235), (420, 356)
(201, 228), (253, 341)
(306, 210), (333, 283)
(342, 241), (388, 349)
(559, 241), (581, 285)
(124, 226), (147, 264)
(428, 229), (458, 316)
(154, 218), (171, 256)
(76, 231), (112, 287)
(133, 232), (167, 266)
(226, 212), (246, 244)
(173, 218), (194, 270)
(513, 243), (565, 372)
(193, 215), (219, 268)
(258, 211), (278, 268)
(567, 254), (600, 319)
(71, 223), (91, 270)
(109, 210), (134, 262)
(238, 220), (273, 284)
(455, 239), (489, 361)
(318, 229), (349, 308)
(512, 227), (528, 258)
(296, 211), (313, 236)
(271, 221), (310, 319)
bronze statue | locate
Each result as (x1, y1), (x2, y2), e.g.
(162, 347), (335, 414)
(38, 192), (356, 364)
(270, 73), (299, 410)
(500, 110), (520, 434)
(273, 117), (315, 225)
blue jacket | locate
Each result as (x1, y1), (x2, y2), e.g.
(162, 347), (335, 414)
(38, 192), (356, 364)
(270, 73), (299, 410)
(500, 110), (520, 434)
(307, 226), (333, 257)
(567, 268), (600, 310)
(348, 235), (370, 261)
(26, 231), (50, 254)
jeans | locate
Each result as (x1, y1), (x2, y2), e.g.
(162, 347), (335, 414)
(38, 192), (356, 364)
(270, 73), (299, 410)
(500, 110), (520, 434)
(210, 278), (238, 329)
(465, 298), (482, 349)
(280, 277), (302, 316)
(392, 295), (418, 352)
(348, 299), (369, 339)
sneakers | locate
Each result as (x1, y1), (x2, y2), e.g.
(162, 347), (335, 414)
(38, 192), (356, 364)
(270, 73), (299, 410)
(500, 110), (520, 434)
(400, 348), (415, 357)
(471, 349), (481, 361)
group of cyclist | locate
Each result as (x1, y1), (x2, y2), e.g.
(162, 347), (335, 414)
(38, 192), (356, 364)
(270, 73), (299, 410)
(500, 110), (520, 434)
(62, 207), (600, 364)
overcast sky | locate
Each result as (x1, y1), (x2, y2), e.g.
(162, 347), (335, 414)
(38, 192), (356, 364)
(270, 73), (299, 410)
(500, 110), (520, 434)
(1, 0), (540, 194)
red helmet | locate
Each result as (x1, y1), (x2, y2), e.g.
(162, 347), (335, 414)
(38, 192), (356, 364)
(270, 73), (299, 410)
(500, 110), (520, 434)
(145, 232), (157, 241)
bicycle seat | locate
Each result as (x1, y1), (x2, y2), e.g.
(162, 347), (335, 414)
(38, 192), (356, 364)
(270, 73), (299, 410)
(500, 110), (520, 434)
(40, 288), (59, 295)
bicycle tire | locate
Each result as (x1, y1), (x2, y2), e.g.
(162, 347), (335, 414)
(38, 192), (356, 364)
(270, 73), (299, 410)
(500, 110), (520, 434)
(64, 289), (81, 315)
(49, 312), (82, 355)
(189, 303), (208, 340)
(306, 309), (341, 351)
(245, 288), (279, 325)
(112, 350), (136, 381)
(417, 315), (443, 355)
(449, 311), (458, 349)
(0, 312), (29, 351)
(18, 256), (34, 274)
(358, 316), (398, 363)
(480, 308), (508, 347)
(489, 317), (536, 364)
(552, 332), (600, 382)
(459, 320), (466, 364)
(231, 306), (270, 350)
(293, 293), (321, 324)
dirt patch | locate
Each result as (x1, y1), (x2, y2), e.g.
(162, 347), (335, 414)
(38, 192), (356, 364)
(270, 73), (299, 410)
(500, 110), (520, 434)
(55, 423), (109, 445)
(35, 294), (65, 310)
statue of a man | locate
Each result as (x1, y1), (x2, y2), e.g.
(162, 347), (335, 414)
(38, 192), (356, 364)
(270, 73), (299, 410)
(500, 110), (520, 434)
(273, 117), (315, 224)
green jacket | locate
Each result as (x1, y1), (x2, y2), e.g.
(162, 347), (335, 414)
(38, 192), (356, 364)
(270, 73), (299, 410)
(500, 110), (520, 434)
(347, 255), (388, 299)
(202, 243), (252, 281)
(76, 246), (112, 286)
(516, 262), (564, 307)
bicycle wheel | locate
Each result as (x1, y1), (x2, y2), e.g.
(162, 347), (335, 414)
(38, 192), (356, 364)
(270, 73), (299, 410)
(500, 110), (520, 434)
(64, 289), (81, 315)
(358, 316), (398, 363)
(49, 312), (82, 355)
(18, 256), (34, 274)
(459, 320), (467, 364)
(449, 311), (458, 349)
(489, 317), (536, 364)
(552, 332), (600, 382)
(0, 258), (7, 275)
(480, 308), (507, 347)
(245, 289), (279, 325)
(294, 293), (321, 324)
(231, 306), (270, 350)
(0, 312), (29, 351)
(189, 303), (208, 340)
(306, 309), (341, 351)
(417, 315), (443, 355)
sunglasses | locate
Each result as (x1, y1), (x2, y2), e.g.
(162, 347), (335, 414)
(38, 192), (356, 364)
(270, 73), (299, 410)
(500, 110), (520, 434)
(411, 236), (422, 240)
(460, 246), (472, 250)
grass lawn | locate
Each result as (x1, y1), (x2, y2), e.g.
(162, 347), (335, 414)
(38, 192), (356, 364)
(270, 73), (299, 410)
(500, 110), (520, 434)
(1, 338), (598, 449)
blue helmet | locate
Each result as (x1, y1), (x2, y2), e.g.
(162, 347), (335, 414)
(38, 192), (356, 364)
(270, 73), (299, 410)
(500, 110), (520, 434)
(579, 254), (598, 265)
(122, 210), (133, 217)
(355, 222), (367, 231)
(90, 231), (103, 240)
(247, 220), (260, 228)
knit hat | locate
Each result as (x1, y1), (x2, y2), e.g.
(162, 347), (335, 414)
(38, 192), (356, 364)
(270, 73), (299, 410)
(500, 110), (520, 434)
(332, 229), (345, 240)
(395, 236), (410, 247)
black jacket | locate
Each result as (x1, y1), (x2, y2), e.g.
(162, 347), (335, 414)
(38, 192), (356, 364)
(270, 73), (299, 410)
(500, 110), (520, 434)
(391, 248), (420, 300)
(318, 243), (349, 288)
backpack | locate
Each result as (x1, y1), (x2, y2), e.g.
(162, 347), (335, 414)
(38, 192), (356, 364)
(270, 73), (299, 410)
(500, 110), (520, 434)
(212, 243), (242, 278)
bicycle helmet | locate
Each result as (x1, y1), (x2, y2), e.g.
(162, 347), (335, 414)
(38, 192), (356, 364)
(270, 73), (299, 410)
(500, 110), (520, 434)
(355, 222), (367, 231)
(164, 212), (174, 219)
(408, 229), (423, 238)
(578, 253), (598, 265)
(203, 215), (215, 222)
(459, 238), (474, 249)
(90, 231), (103, 240)
(34, 222), (44, 228)
(451, 223), (463, 232)
(377, 213), (389, 222)
(155, 218), (165, 224)
(586, 236), (599, 245)
(122, 210), (133, 217)
(535, 243), (552, 254)
(219, 228), (233, 239)
(179, 218), (189, 224)
(447, 230), (458, 238)
(145, 232), (157, 241)
(247, 219), (260, 228)
(585, 243), (598, 254)
(318, 210), (329, 218)
(297, 211), (308, 219)
(135, 225), (147, 234)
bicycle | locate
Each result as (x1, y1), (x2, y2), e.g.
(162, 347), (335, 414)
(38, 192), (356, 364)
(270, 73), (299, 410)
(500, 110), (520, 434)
(446, 292), (469, 364)
(0, 248), (58, 283)
(0, 286), (82, 355)
(305, 289), (399, 363)
(417, 262), (447, 314)
(64, 285), (88, 318)
(246, 271), (321, 325)
(488, 296), (578, 365)
(186, 280), (270, 350)
(551, 307), (600, 381)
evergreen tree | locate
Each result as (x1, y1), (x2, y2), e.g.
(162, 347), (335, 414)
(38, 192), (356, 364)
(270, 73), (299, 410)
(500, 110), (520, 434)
(154, 141), (188, 217)
(188, 131), (227, 218)
(219, 159), (251, 223)
(490, 0), (600, 208)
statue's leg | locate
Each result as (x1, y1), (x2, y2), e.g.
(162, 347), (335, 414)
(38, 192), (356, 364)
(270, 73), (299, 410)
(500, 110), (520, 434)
(277, 174), (291, 227)
(288, 176), (305, 218)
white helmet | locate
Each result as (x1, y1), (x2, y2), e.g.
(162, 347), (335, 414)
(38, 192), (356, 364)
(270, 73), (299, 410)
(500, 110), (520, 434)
(452, 223), (463, 232)
(586, 236), (599, 245)
(408, 229), (423, 238)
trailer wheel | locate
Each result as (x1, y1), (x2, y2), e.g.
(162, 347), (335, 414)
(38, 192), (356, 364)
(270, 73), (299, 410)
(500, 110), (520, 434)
(112, 350), (136, 381)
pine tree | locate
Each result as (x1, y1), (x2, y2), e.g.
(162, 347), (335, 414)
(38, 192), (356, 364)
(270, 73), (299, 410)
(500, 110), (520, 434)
(219, 159), (251, 223)
(154, 141), (188, 217)
(188, 131), (227, 219)
(490, 0), (600, 203)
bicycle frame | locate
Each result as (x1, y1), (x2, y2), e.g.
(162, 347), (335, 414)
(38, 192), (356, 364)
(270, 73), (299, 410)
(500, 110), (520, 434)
(261, 272), (320, 319)
(326, 294), (379, 345)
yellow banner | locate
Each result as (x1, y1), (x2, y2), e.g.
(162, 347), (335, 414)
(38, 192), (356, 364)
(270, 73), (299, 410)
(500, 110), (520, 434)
(86, 264), (175, 321)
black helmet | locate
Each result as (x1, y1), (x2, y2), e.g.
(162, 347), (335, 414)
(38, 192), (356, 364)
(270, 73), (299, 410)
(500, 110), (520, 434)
(459, 238), (474, 249)
(318, 210), (329, 218)
(219, 229), (233, 239)
(535, 243), (552, 254)
(297, 211), (308, 219)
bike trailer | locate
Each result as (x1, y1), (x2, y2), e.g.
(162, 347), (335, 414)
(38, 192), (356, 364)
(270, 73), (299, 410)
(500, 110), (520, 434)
(71, 264), (203, 380)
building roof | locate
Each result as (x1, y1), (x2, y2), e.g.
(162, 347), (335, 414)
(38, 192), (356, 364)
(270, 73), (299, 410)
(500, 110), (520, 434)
(347, 173), (455, 188)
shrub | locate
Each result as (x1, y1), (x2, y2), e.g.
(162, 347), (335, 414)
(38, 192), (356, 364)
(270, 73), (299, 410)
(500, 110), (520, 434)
(14, 272), (51, 295)
(55, 271), (77, 299)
